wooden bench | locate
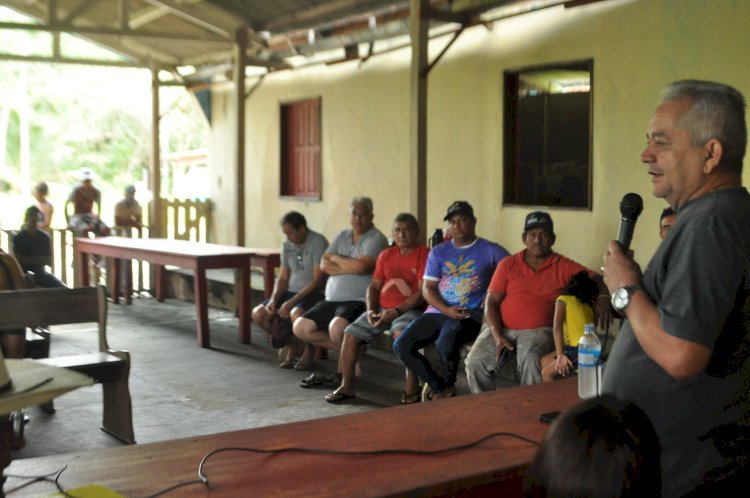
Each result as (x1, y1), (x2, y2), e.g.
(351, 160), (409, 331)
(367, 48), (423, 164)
(0, 285), (135, 444)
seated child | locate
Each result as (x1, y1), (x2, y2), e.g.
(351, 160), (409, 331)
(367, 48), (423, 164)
(541, 271), (598, 382)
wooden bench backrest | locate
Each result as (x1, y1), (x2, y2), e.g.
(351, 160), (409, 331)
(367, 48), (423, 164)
(0, 285), (109, 352)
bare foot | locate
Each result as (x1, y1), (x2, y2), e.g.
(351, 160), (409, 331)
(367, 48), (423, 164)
(432, 385), (456, 400)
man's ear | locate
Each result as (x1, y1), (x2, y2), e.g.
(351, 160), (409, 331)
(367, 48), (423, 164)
(703, 139), (723, 174)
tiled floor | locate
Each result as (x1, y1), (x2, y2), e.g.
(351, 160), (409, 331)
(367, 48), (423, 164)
(12, 295), (470, 461)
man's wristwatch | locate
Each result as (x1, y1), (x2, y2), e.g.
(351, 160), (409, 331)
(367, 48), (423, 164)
(611, 284), (643, 312)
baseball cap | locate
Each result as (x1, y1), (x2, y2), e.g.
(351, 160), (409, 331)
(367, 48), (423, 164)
(443, 201), (475, 221)
(80, 167), (93, 181)
(524, 211), (554, 236)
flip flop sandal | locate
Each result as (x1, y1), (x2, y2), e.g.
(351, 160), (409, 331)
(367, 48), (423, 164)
(325, 390), (356, 404)
(293, 360), (313, 371)
(401, 387), (422, 404)
(278, 359), (295, 369)
(421, 384), (433, 402)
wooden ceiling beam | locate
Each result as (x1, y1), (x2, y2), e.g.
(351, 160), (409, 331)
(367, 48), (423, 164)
(0, 20), (228, 42)
(61, 0), (101, 24)
(141, 0), (232, 39)
(0, 52), (145, 67)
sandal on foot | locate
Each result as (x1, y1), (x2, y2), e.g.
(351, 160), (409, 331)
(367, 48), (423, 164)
(293, 360), (313, 371)
(278, 359), (295, 369)
(300, 373), (327, 387)
(401, 388), (421, 404)
(325, 389), (356, 404)
(300, 373), (338, 388)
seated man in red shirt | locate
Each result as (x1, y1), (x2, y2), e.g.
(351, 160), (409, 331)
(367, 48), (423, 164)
(465, 212), (608, 390)
(324, 213), (429, 404)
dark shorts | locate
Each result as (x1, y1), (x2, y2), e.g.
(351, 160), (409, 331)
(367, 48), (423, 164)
(302, 300), (366, 331)
(261, 290), (324, 312)
(563, 345), (578, 364)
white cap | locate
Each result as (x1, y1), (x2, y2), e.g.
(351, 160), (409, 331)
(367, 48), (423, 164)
(80, 167), (93, 181)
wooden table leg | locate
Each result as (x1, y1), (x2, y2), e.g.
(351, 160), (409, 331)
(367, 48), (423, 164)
(238, 263), (251, 344)
(77, 251), (90, 287)
(194, 267), (210, 348)
(125, 259), (133, 305)
(110, 258), (121, 304)
(155, 265), (166, 302)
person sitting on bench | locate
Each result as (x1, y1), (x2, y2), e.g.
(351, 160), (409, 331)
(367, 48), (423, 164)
(325, 213), (429, 404)
(12, 206), (65, 289)
(65, 167), (110, 237)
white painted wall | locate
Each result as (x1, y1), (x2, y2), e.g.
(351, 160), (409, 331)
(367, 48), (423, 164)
(210, 0), (750, 271)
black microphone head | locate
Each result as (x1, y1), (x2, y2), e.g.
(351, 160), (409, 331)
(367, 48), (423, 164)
(620, 193), (644, 221)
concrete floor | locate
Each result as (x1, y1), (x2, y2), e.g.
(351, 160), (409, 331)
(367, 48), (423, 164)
(12, 294), (471, 461)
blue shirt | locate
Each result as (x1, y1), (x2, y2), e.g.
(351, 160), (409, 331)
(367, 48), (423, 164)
(423, 237), (509, 312)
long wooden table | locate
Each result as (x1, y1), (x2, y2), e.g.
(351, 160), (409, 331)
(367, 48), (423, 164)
(5, 379), (579, 497)
(75, 237), (280, 348)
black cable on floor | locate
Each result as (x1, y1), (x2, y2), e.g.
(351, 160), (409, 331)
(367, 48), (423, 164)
(196, 431), (540, 485)
(6, 431), (540, 497)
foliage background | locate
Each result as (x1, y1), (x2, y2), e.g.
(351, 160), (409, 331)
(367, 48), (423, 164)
(0, 6), (208, 231)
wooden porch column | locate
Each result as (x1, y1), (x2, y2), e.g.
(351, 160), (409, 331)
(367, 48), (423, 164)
(410, 0), (429, 242)
(234, 27), (247, 247)
(149, 63), (162, 238)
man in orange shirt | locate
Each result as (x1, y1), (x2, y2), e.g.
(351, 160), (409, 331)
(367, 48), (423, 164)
(465, 212), (607, 390)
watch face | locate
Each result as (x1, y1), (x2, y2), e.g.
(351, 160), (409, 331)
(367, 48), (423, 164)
(612, 288), (629, 310)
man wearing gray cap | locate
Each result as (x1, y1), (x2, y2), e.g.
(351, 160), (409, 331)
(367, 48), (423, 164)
(465, 211), (607, 391)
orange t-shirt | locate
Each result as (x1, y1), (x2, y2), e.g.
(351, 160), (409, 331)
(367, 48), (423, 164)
(488, 250), (591, 330)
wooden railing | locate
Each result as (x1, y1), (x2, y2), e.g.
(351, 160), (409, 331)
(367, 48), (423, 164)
(163, 198), (211, 242)
(0, 198), (212, 290)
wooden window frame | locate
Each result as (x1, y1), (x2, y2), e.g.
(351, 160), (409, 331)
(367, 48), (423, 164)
(280, 97), (322, 200)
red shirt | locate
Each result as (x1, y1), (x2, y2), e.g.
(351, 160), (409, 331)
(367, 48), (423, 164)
(488, 250), (592, 330)
(70, 185), (101, 215)
(373, 245), (429, 309)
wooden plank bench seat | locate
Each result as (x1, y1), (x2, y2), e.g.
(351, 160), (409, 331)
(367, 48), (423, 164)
(0, 285), (135, 444)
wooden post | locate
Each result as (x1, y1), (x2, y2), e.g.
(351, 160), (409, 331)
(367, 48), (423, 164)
(410, 0), (429, 243)
(149, 63), (162, 239)
(234, 27), (247, 247)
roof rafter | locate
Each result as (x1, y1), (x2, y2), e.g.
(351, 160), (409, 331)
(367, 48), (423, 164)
(141, 0), (232, 39)
(0, 20), (229, 42)
(62, 0), (100, 24)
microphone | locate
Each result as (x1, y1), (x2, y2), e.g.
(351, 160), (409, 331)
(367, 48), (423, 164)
(617, 193), (643, 252)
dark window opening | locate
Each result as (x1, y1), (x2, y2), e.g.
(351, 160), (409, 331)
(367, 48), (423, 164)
(504, 60), (593, 209)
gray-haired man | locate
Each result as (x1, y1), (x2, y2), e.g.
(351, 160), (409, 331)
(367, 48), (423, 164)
(293, 197), (388, 387)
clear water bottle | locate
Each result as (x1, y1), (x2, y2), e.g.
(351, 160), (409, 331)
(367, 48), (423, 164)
(577, 323), (601, 399)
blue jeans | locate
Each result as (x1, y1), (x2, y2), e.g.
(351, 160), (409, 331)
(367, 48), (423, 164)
(392, 311), (482, 394)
